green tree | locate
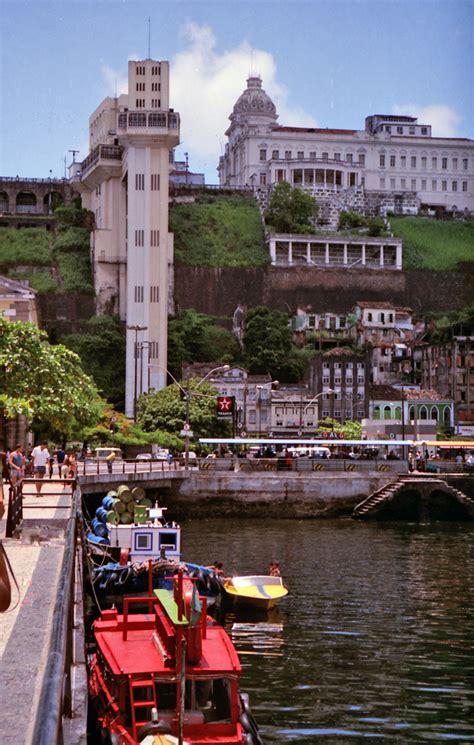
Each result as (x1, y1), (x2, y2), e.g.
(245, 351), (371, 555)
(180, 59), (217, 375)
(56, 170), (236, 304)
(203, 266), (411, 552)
(243, 306), (305, 382)
(136, 379), (230, 440)
(264, 181), (319, 234)
(318, 418), (362, 439)
(338, 210), (367, 230)
(168, 310), (239, 379)
(0, 318), (103, 446)
(61, 316), (126, 410)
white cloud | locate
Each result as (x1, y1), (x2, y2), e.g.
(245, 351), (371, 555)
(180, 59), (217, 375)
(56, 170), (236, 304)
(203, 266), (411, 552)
(170, 23), (317, 178)
(101, 64), (128, 96)
(99, 25), (316, 180)
(392, 103), (461, 137)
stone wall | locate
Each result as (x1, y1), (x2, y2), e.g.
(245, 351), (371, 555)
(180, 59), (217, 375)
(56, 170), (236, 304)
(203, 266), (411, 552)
(174, 264), (473, 316)
(37, 293), (96, 336)
(154, 471), (393, 519)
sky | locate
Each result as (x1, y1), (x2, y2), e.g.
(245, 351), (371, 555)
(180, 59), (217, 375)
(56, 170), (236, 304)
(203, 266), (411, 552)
(0, 0), (472, 184)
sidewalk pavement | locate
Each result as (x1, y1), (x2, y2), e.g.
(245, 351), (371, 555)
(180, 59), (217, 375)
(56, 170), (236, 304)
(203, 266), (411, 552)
(0, 480), (73, 744)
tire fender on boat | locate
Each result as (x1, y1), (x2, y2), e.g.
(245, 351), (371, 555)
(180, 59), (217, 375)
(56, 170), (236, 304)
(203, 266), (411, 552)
(117, 566), (132, 586)
(240, 696), (263, 745)
(196, 570), (211, 594)
(137, 719), (172, 741)
(207, 572), (222, 595)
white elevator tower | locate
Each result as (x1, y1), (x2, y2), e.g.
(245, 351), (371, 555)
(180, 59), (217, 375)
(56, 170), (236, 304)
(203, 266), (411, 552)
(72, 58), (180, 417)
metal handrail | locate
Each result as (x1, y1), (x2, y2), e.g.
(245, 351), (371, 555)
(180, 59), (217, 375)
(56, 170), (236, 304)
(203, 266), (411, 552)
(34, 489), (79, 744)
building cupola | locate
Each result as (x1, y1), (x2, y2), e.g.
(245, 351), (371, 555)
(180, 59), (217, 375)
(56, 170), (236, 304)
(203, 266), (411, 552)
(229, 76), (278, 126)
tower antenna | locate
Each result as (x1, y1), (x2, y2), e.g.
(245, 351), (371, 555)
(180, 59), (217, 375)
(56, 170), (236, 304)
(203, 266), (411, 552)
(68, 149), (80, 162)
(148, 17), (151, 58)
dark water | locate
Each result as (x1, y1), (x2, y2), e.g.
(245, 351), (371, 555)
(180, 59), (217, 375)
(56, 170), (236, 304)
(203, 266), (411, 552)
(181, 518), (474, 743)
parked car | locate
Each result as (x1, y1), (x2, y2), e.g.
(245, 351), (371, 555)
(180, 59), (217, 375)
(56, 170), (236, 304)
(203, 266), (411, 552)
(153, 449), (170, 461)
(178, 451), (198, 466)
(135, 453), (152, 461)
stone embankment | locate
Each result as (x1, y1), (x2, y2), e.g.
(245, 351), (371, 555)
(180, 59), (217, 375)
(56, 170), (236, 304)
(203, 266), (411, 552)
(160, 471), (394, 519)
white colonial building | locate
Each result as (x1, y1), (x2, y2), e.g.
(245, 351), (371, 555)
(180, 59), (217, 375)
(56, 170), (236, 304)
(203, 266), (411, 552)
(219, 77), (474, 221)
(72, 58), (180, 417)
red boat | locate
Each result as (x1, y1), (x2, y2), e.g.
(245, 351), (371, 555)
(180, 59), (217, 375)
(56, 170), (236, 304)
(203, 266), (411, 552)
(89, 571), (262, 745)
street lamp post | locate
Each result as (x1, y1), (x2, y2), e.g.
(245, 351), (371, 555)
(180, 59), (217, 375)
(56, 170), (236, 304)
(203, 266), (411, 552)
(137, 341), (150, 396)
(127, 324), (147, 420)
(304, 389), (335, 434)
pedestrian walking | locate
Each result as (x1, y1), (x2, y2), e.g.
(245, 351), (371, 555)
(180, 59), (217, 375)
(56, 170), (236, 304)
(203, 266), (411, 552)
(56, 447), (66, 478)
(106, 450), (116, 474)
(31, 441), (50, 495)
(48, 454), (55, 479)
(8, 445), (24, 487)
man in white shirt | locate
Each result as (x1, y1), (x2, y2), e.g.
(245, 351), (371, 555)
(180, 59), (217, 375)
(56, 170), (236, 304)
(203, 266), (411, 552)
(31, 441), (50, 495)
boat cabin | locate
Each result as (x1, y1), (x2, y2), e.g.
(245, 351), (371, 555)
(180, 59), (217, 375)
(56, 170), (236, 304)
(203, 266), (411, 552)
(90, 576), (246, 744)
(108, 506), (181, 562)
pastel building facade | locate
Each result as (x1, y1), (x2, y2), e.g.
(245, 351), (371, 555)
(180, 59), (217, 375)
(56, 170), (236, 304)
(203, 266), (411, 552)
(219, 78), (474, 222)
(72, 59), (180, 417)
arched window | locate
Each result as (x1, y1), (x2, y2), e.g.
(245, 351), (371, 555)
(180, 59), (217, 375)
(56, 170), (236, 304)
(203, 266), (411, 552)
(394, 406), (402, 420)
(373, 406), (381, 420)
(409, 405), (415, 421)
(0, 191), (8, 212)
(430, 406), (438, 421)
(16, 191), (37, 214)
(384, 405), (391, 420)
(443, 406), (451, 425)
(419, 406), (428, 420)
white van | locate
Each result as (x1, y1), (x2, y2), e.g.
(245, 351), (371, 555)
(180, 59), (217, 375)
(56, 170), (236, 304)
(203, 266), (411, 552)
(95, 447), (123, 461)
(308, 447), (331, 459)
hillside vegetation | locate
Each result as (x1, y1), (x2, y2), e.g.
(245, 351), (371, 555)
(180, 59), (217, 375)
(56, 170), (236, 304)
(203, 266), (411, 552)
(390, 216), (474, 271)
(170, 192), (268, 267)
(0, 210), (93, 294)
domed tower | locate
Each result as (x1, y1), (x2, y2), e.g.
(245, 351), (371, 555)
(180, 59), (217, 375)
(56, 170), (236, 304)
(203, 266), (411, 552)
(229, 76), (278, 130)
(218, 76), (278, 187)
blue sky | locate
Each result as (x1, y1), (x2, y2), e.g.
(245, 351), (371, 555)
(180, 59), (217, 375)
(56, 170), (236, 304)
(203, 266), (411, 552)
(1, 0), (472, 183)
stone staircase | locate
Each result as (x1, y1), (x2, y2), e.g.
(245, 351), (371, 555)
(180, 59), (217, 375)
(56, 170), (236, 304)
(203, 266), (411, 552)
(352, 475), (474, 520)
(352, 477), (404, 519)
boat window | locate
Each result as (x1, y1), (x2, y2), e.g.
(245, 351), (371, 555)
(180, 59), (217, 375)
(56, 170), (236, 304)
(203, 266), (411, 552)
(155, 682), (177, 709)
(159, 532), (178, 550)
(187, 678), (232, 722)
(135, 532), (152, 550)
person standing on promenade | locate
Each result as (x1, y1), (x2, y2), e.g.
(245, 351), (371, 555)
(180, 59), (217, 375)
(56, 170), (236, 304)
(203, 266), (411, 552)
(8, 445), (24, 487)
(105, 450), (116, 474)
(31, 441), (50, 496)
(0, 449), (10, 520)
(56, 447), (65, 478)
(48, 453), (55, 479)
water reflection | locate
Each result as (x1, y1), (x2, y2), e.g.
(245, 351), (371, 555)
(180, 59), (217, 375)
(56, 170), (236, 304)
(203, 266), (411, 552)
(181, 518), (474, 742)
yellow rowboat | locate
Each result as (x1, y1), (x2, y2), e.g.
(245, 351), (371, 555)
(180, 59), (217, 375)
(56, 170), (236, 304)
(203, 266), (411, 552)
(224, 575), (288, 611)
